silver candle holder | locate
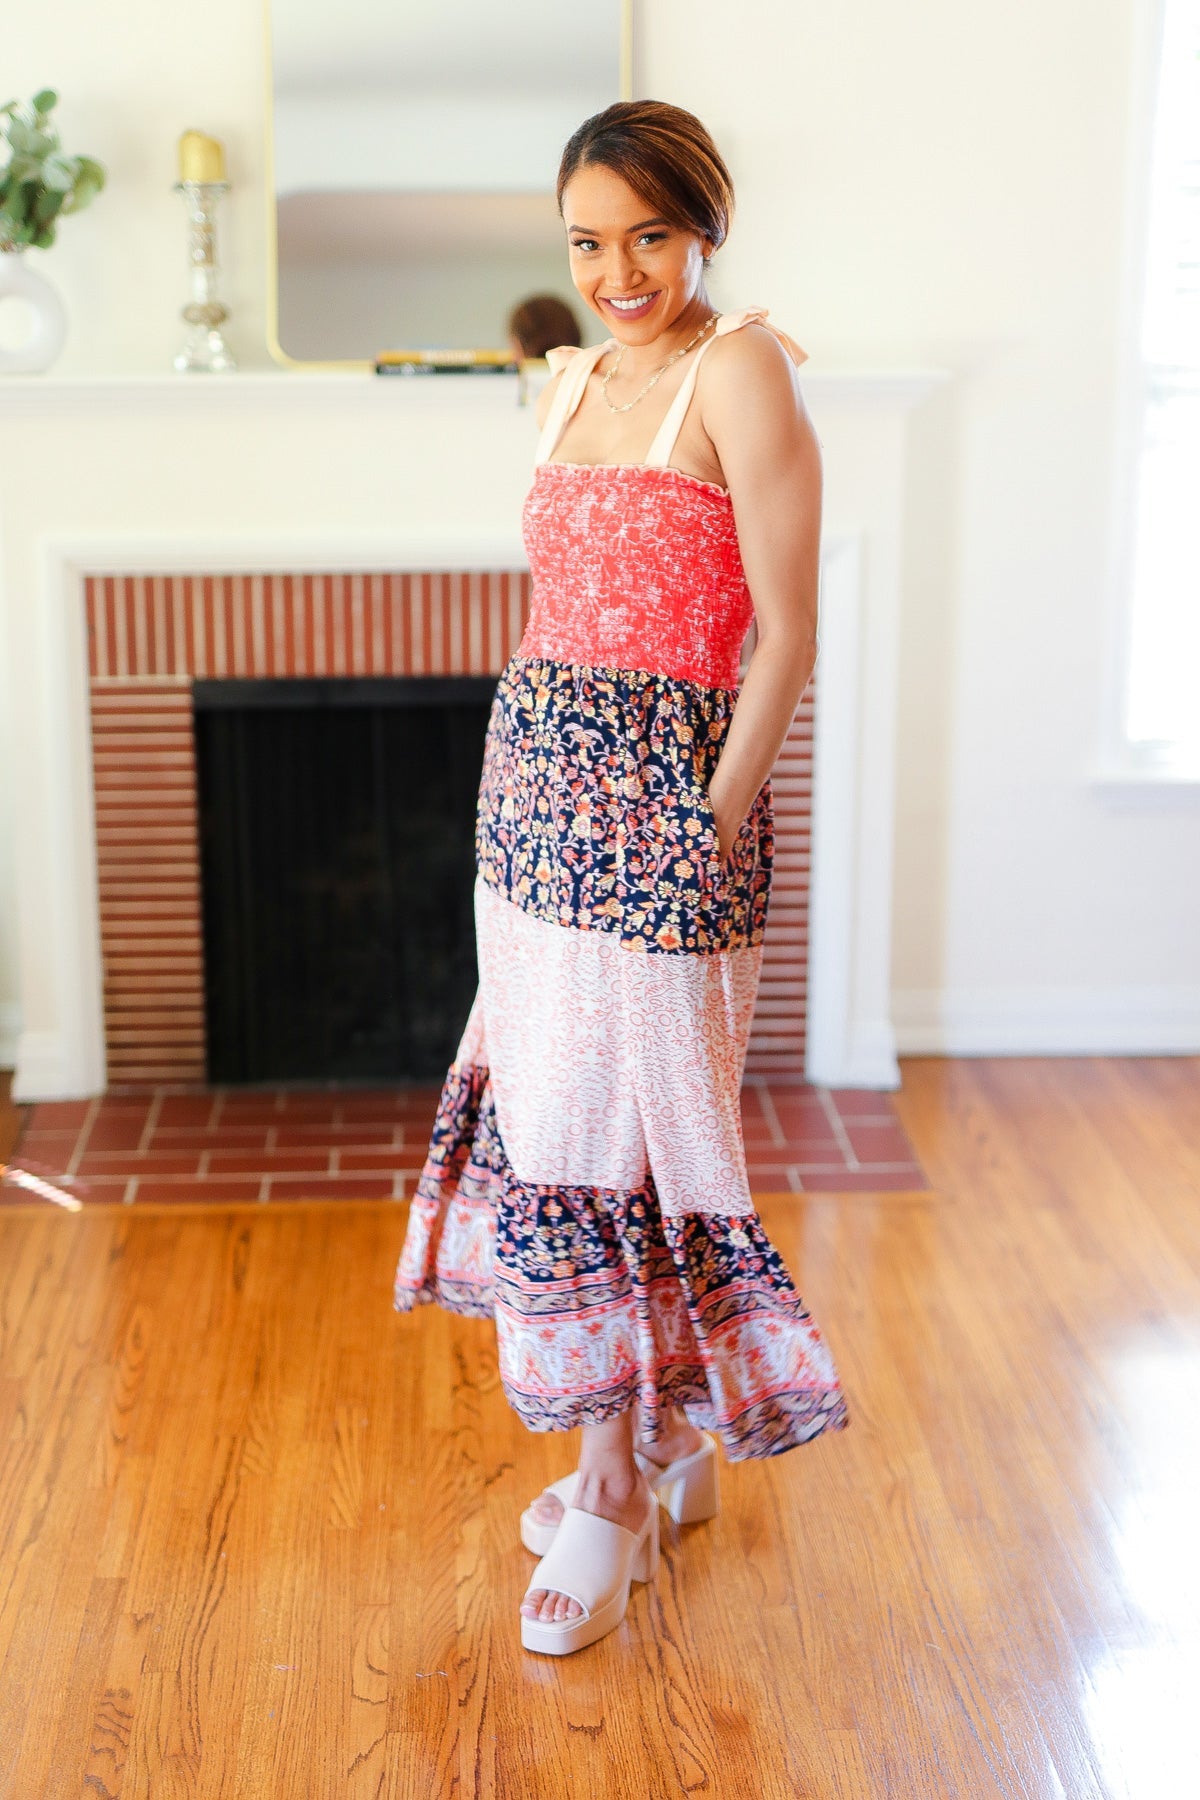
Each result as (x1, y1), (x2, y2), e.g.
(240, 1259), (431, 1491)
(172, 179), (237, 372)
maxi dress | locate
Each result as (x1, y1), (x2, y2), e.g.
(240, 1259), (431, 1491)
(393, 307), (849, 1460)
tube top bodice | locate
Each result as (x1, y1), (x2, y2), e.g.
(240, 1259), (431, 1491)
(518, 460), (754, 689)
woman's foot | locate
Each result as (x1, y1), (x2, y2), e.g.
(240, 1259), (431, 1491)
(526, 1409), (704, 1536)
(520, 1464), (654, 1624)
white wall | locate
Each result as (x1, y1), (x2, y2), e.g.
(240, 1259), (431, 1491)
(639, 0), (1200, 1052)
(1, 0), (1197, 1062)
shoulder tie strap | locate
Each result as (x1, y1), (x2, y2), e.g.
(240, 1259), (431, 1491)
(533, 340), (613, 465)
(643, 307), (808, 469)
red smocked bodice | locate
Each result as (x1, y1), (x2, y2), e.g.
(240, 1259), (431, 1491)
(517, 461), (754, 689)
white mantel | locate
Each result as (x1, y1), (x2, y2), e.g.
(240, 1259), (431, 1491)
(0, 367), (945, 1099)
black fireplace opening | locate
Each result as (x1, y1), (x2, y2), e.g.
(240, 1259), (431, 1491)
(194, 676), (495, 1085)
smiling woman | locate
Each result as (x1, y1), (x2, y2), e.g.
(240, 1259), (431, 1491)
(393, 98), (841, 1659)
(559, 98), (733, 345)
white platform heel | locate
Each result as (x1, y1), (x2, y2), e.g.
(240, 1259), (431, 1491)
(520, 1496), (660, 1657)
(519, 1431), (719, 1555)
(651, 1432), (720, 1525)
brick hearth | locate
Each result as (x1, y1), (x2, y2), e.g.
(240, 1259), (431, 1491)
(4, 1079), (928, 1207)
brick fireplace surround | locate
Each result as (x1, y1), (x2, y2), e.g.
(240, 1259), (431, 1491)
(87, 568), (816, 1089)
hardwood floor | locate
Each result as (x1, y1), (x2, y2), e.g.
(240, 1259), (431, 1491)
(0, 1055), (1197, 1798)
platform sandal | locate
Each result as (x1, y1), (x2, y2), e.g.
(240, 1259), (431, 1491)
(520, 1496), (659, 1657)
(519, 1431), (719, 1556)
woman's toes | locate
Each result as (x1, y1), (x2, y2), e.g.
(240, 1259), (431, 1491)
(541, 1590), (580, 1623)
(531, 1492), (565, 1525)
(522, 1588), (583, 1624)
(525, 1584), (582, 1627)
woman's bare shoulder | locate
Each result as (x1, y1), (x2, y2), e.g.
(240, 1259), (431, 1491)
(704, 319), (802, 393)
(701, 319), (817, 467)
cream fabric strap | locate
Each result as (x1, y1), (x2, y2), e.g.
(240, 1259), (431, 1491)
(533, 339), (609, 465)
(533, 306), (808, 470)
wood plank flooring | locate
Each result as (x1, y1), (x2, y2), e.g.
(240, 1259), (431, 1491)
(1, 1055), (1198, 1798)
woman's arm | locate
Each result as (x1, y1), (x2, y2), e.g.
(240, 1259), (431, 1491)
(700, 327), (823, 860)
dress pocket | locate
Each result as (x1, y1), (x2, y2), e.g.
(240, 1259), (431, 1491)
(694, 780), (730, 899)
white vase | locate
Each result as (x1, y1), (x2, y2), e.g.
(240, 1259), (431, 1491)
(0, 248), (68, 374)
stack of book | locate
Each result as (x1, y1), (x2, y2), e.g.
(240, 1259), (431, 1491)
(374, 348), (518, 376)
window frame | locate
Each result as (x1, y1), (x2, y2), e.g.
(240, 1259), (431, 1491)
(1096, 0), (1200, 792)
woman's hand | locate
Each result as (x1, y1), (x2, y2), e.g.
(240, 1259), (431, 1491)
(709, 801), (741, 868)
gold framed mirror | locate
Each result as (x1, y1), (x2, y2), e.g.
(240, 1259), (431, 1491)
(264, 0), (633, 371)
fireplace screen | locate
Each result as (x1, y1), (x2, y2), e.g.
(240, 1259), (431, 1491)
(194, 676), (495, 1083)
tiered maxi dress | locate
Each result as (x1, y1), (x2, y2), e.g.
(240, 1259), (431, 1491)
(393, 307), (849, 1460)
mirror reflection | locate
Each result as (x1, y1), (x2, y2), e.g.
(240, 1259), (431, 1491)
(267, 0), (627, 364)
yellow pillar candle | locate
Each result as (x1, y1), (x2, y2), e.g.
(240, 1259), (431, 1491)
(178, 130), (226, 184)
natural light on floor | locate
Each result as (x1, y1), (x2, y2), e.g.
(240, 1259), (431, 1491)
(1083, 1343), (1200, 1799)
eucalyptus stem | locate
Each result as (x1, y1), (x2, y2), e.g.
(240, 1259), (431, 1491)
(0, 88), (106, 253)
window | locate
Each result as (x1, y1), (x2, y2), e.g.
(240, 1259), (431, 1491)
(1120, 0), (1200, 769)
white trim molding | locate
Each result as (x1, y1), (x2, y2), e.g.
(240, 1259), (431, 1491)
(0, 1001), (20, 1070)
(0, 365), (948, 417)
(1095, 0), (1200, 791)
(893, 984), (1200, 1056)
(806, 534), (901, 1090)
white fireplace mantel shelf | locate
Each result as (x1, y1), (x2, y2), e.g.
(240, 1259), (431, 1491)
(0, 365), (944, 415)
(0, 361), (948, 1101)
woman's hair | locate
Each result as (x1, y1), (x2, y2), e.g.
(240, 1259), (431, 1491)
(507, 293), (583, 359)
(556, 100), (734, 253)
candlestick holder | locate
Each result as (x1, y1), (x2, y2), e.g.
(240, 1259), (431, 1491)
(172, 179), (237, 372)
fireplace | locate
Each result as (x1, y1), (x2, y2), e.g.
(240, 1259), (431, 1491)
(195, 676), (494, 1083)
(83, 569), (815, 1088)
(4, 365), (934, 1104)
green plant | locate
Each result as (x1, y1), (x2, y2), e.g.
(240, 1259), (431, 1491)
(0, 88), (105, 252)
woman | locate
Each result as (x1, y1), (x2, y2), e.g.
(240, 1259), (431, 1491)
(394, 99), (848, 1656)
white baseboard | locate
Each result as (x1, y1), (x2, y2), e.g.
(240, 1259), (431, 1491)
(10, 988), (1193, 1097)
(10, 1029), (103, 1102)
(807, 1017), (902, 1089)
(0, 1001), (20, 1070)
(893, 985), (1200, 1056)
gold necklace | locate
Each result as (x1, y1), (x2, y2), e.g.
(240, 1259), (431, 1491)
(600, 310), (720, 413)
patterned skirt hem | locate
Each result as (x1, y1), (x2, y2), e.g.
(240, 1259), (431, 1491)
(499, 1376), (850, 1463)
(393, 1276), (493, 1321)
(393, 1053), (850, 1463)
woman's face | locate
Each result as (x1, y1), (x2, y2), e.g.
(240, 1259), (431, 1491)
(560, 161), (711, 343)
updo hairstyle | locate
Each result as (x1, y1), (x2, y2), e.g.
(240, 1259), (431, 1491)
(556, 99), (734, 255)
